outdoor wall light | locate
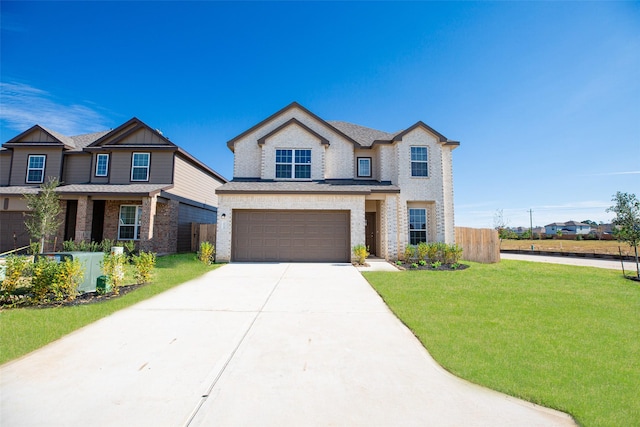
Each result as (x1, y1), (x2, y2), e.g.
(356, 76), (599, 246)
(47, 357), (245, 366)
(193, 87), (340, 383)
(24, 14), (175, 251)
(221, 213), (226, 219)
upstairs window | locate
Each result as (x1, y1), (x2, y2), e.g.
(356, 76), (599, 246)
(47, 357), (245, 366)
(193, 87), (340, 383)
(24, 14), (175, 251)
(131, 153), (150, 181)
(410, 146), (428, 177)
(26, 155), (46, 183)
(409, 208), (427, 245)
(276, 149), (311, 179)
(357, 157), (372, 178)
(95, 153), (109, 177)
(118, 205), (142, 240)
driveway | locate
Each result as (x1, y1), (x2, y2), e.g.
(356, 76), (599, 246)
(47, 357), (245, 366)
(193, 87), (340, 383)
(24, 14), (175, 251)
(1, 263), (575, 426)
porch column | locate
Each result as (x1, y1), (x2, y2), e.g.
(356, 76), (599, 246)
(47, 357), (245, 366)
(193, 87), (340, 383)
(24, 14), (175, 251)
(74, 196), (92, 242)
(139, 195), (157, 252)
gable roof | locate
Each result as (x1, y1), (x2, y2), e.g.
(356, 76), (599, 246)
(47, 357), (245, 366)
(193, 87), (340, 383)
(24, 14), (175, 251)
(3, 124), (76, 149)
(226, 102), (460, 151)
(257, 118), (330, 146)
(86, 117), (177, 150)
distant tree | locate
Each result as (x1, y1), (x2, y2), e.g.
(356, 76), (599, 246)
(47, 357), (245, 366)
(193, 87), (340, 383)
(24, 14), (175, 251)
(607, 192), (639, 278)
(493, 209), (509, 241)
(24, 178), (62, 253)
(582, 219), (597, 226)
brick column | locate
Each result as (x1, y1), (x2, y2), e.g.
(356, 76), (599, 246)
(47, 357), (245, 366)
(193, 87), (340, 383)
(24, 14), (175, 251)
(139, 195), (157, 252)
(74, 196), (89, 242)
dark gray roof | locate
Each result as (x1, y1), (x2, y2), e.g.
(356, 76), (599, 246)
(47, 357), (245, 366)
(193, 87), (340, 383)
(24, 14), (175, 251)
(216, 180), (400, 195)
(327, 121), (396, 147)
(39, 126), (76, 148)
(69, 131), (111, 151)
(0, 183), (172, 196)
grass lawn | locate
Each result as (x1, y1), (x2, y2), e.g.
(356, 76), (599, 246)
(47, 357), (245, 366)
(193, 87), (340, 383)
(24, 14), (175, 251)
(500, 239), (633, 256)
(0, 253), (221, 365)
(364, 261), (639, 427)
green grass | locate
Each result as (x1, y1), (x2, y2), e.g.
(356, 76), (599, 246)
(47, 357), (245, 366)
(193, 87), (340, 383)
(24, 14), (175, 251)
(0, 253), (221, 365)
(363, 261), (639, 427)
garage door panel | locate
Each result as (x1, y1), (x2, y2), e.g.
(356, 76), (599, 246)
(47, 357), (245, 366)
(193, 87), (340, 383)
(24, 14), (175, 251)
(232, 210), (350, 262)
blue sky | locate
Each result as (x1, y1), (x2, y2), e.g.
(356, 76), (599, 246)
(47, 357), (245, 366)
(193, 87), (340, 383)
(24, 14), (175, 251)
(1, 1), (638, 228)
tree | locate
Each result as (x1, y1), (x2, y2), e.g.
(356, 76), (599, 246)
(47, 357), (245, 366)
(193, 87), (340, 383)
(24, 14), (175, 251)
(24, 178), (62, 253)
(607, 192), (640, 278)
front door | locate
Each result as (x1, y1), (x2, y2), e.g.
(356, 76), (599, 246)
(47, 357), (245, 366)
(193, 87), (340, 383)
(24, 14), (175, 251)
(64, 200), (78, 241)
(365, 212), (376, 256)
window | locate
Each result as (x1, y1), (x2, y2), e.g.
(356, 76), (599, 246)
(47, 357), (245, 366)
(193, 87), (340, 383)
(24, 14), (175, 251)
(410, 146), (428, 177)
(95, 154), (109, 177)
(357, 157), (372, 178)
(275, 149), (311, 179)
(409, 208), (427, 245)
(131, 153), (150, 181)
(26, 155), (46, 183)
(118, 205), (142, 240)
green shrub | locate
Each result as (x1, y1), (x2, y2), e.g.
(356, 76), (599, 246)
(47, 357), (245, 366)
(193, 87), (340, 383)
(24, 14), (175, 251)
(31, 258), (60, 302)
(404, 245), (417, 262)
(425, 242), (440, 263)
(431, 260), (442, 269)
(102, 252), (128, 294)
(100, 238), (114, 253)
(418, 259), (427, 266)
(416, 242), (429, 261)
(198, 241), (215, 265)
(1, 255), (30, 295)
(29, 241), (41, 255)
(51, 258), (83, 301)
(352, 244), (369, 265)
(443, 244), (463, 264)
(116, 240), (136, 257)
(411, 263), (419, 269)
(132, 251), (156, 284)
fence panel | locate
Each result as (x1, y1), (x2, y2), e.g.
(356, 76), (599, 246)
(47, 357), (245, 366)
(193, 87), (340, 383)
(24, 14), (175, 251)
(191, 223), (217, 252)
(455, 227), (500, 263)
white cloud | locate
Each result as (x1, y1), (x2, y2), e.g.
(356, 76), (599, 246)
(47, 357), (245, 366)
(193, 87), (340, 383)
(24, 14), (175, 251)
(0, 82), (109, 136)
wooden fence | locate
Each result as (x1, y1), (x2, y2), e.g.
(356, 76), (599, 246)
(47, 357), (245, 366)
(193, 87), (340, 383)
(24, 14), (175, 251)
(455, 227), (500, 263)
(191, 223), (217, 252)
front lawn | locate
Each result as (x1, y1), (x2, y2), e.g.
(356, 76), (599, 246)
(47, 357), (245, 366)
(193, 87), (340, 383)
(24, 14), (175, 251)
(363, 261), (639, 427)
(0, 253), (221, 365)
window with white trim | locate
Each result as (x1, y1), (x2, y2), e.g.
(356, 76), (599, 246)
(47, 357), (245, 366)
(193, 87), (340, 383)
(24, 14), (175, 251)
(357, 157), (372, 178)
(26, 155), (46, 183)
(410, 146), (428, 177)
(409, 208), (427, 245)
(95, 153), (109, 177)
(131, 152), (150, 181)
(118, 205), (142, 240)
(275, 149), (311, 179)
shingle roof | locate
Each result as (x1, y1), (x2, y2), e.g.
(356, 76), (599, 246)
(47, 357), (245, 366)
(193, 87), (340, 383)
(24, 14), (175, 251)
(216, 180), (400, 195)
(327, 121), (396, 147)
(69, 131), (111, 151)
(39, 126), (76, 148)
(0, 183), (172, 196)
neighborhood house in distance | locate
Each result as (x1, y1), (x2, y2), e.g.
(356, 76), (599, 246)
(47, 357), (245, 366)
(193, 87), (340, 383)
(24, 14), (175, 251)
(215, 102), (459, 263)
(0, 118), (227, 254)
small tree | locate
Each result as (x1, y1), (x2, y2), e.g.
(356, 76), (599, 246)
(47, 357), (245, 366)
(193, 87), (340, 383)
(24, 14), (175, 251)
(24, 178), (62, 253)
(607, 192), (640, 278)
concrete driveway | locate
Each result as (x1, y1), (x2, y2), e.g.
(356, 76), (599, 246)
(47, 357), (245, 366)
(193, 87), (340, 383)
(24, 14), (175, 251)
(1, 263), (576, 426)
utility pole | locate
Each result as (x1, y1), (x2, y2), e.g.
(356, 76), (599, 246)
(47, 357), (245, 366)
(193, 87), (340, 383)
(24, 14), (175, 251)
(529, 209), (534, 239)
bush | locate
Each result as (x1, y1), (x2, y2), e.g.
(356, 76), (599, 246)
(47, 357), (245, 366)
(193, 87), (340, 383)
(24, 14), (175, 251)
(132, 251), (156, 284)
(1, 255), (30, 295)
(404, 245), (417, 262)
(51, 258), (83, 301)
(198, 241), (215, 265)
(416, 242), (429, 261)
(352, 244), (369, 265)
(31, 258), (60, 302)
(443, 244), (463, 264)
(102, 252), (128, 294)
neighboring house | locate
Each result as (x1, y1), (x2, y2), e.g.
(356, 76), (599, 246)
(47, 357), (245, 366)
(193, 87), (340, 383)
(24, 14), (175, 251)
(215, 102), (459, 262)
(0, 118), (227, 254)
(544, 221), (592, 235)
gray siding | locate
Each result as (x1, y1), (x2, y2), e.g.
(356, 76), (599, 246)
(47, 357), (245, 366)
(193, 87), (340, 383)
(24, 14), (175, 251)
(0, 152), (11, 186)
(167, 154), (222, 207)
(9, 147), (63, 185)
(20, 129), (58, 143)
(107, 151), (174, 184)
(177, 202), (217, 252)
(62, 154), (91, 184)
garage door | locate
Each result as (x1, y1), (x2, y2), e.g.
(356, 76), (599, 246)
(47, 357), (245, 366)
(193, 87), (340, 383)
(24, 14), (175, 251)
(0, 212), (30, 254)
(232, 210), (350, 262)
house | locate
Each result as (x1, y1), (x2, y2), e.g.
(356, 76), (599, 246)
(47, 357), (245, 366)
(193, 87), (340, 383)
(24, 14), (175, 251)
(544, 221), (592, 235)
(0, 118), (227, 254)
(215, 102), (459, 262)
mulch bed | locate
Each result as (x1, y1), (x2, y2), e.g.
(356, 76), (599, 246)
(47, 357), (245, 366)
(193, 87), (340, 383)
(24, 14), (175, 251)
(395, 262), (470, 271)
(1, 283), (147, 309)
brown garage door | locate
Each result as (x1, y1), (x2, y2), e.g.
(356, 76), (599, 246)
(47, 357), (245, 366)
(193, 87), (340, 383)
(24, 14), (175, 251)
(232, 210), (350, 262)
(0, 212), (30, 253)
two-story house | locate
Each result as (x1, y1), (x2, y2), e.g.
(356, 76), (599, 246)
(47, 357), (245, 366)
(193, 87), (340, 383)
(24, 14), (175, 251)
(215, 102), (459, 262)
(0, 118), (227, 254)
(544, 221), (591, 236)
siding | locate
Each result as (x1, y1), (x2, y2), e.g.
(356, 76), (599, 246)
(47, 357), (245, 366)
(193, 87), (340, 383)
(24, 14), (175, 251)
(177, 202), (217, 252)
(0, 152), (10, 186)
(19, 129), (58, 143)
(9, 147), (63, 185)
(62, 153), (91, 184)
(167, 155), (221, 207)
(107, 151), (174, 184)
